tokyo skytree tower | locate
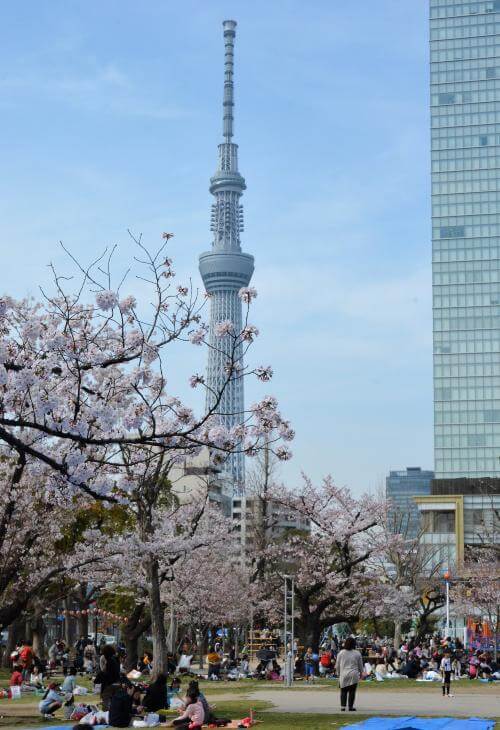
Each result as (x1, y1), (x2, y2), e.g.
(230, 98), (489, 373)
(199, 20), (254, 494)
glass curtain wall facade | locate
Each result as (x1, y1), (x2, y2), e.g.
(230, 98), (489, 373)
(386, 467), (434, 538)
(431, 0), (500, 478)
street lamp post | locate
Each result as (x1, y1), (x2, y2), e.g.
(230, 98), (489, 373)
(444, 570), (451, 638)
(283, 575), (295, 688)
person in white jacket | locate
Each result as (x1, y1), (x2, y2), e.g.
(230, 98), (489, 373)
(336, 637), (364, 712)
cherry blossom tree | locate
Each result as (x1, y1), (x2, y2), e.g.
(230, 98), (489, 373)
(0, 455), (123, 631)
(369, 505), (445, 648)
(164, 544), (250, 667)
(451, 548), (500, 660)
(0, 234), (292, 674)
(81, 480), (233, 675)
(0, 234), (292, 502)
(245, 444), (292, 583)
(259, 475), (404, 650)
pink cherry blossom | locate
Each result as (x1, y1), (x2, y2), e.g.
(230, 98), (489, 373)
(119, 295), (137, 313)
(95, 290), (119, 311)
(255, 365), (273, 382)
(240, 324), (259, 342)
(215, 320), (235, 337)
(189, 327), (206, 345)
(238, 287), (257, 304)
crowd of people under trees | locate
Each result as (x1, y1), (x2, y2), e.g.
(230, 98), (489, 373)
(3, 628), (499, 726)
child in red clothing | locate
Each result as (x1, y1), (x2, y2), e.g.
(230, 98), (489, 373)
(9, 665), (23, 687)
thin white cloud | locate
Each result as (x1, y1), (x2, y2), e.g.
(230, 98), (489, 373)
(0, 64), (186, 120)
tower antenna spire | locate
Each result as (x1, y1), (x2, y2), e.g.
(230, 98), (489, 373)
(222, 19), (237, 142)
(199, 19), (255, 496)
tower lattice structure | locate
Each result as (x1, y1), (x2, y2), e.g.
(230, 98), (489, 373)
(199, 20), (254, 495)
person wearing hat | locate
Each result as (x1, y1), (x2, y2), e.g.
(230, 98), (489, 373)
(39, 682), (63, 719)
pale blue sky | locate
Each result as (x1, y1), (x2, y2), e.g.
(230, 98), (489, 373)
(0, 0), (432, 493)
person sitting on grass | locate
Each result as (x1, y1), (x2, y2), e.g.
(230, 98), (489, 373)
(61, 666), (77, 719)
(61, 666), (77, 694)
(169, 686), (204, 729)
(375, 660), (388, 681)
(141, 672), (169, 713)
(39, 682), (63, 720)
(294, 652), (305, 678)
(239, 654), (250, 677)
(319, 650), (332, 676)
(9, 665), (23, 688)
(29, 665), (44, 689)
(185, 680), (212, 724)
(108, 681), (135, 728)
(169, 676), (182, 693)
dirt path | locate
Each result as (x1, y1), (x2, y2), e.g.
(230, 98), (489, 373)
(250, 688), (500, 718)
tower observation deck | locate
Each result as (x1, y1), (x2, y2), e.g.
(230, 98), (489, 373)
(199, 20), (254, 494)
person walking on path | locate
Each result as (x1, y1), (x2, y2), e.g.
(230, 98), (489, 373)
(440, 649), (453, 698)
(336, 637), (364, 712)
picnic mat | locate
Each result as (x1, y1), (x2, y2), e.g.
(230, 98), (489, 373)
(345, 718), (495, 730)
(27, 726), (107, 730)
(29, 725), (251, 730)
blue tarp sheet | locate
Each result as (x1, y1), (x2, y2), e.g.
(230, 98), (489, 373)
(346, 718), (496, 730)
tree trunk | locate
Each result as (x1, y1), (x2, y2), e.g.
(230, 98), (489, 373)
(2, 617), (24, 668)
(31, 607), (47, 659)
(148, 559), (167, 677)
(77, 612), (89, 639)
(63, 598), (77, 646)
(394, 620), (402, 650)
(122, 603), (151, 671)
(125, 632), (140, 669)
(197, 628), (206, 669)
(299, 615), (322, 653)
(0, 599), (29, 633)
(166, 602), (176, 654)
(73, 582), (93, 639)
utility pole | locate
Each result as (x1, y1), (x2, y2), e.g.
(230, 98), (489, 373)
(283, 575), (295, 687)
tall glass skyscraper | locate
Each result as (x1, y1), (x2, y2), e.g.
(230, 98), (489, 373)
(386, 467), (434, 538)
(431, 0), (500, 478)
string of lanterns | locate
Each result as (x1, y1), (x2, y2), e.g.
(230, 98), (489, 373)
(60, 607), (128, 623)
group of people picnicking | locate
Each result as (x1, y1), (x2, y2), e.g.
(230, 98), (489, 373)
(3, 632), (500, 725)
(293, 634), (500, 684)
(5, 636), (239, 727)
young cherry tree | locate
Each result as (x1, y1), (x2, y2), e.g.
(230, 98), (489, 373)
(451, 548), (500, 660)
(0, 234), (292, 499)
(368, 505), (446, 648)
(164, 543), (250, 668)
(259, 475), (405, 650)
(80, 485), (234, 675)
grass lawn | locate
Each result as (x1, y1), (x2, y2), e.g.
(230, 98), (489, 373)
(0, 672), (498, 729)
(0, 692), (372, 730)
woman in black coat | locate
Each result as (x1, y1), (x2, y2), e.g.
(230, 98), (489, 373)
(142, 672), (169, 712)
(98, 645), (121, 710)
